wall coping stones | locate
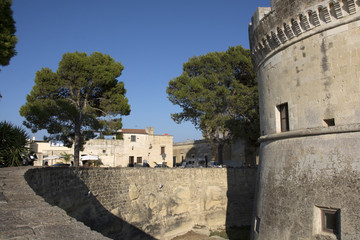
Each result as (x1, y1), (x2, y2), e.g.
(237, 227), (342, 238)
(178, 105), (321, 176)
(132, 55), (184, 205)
(249, 0), (360, 69)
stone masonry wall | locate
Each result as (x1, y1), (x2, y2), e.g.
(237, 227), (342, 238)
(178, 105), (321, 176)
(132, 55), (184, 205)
(25, 168), (256, 240)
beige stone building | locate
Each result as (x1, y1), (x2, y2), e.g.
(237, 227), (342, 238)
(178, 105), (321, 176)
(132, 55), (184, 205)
(173, 139), (258, 167)
(30, 139), (72, 166)
(250, 0), (360, 239)
(30, 127), (173, 168)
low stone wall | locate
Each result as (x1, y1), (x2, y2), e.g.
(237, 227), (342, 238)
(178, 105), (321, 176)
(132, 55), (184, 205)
(25, 167), (256, 240)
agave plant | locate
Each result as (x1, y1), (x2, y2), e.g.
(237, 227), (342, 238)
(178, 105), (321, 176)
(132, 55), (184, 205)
(0, 121), (29, 167)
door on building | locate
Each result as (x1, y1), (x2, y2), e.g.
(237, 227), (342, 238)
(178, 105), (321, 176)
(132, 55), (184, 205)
(137, 157), (142, 164)
(129, 156), (134, 167)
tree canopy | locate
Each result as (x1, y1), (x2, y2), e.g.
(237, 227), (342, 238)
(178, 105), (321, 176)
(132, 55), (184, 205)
(0, 0), (17, 98)
(0, 0), (17, 67)
(20, 52), (131, 167)
(167, 45), (259, 163)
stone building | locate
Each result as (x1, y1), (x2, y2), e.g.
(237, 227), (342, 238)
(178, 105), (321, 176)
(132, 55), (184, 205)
(30, 139), (72, 166)
(173, 139), (258, 167)
(249, 0), (360, 239)
(84, 127), (173, 167)
(30, 127), (173, 168)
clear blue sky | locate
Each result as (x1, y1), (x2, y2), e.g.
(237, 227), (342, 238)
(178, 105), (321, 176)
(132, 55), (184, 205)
(0, 0), (269, 143)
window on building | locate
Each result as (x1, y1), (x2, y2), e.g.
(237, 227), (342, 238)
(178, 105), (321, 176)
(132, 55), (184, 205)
(322, 208), (340, 235)
(277, 103), (289, 132)
(161, 146), (165, 154)
(137, 157), (142, 164)
(131, 135), (136, 142)
(129, 156), (134, 166)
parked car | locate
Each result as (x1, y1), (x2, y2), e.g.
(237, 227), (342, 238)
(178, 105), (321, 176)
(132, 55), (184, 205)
(208, 161), (221, 168)
(52, 163), (70, 167)
(183, 158), (206, 168)
(154, 162), (169, 168)
(133, 162), (150, 168)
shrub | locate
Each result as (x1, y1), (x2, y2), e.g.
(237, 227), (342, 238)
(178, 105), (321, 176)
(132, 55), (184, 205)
(0, 121), (29, 167)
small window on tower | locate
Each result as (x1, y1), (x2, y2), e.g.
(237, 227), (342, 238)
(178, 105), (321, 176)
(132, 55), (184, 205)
(254, 216), (261, 234)
(322, 208), (340, 235)
(131, 135), (136, 142)
(277, 103), (289, 132)
(324, 118), (335, 127)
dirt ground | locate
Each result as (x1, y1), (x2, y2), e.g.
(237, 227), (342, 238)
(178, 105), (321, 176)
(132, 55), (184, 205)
(171, 230), (225, 240)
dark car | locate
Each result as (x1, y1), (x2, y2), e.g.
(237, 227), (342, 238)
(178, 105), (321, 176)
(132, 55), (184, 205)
(52, 163), (70, 167)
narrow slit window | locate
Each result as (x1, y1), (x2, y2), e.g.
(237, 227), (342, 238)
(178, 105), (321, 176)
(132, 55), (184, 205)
(322, 208), (340, 235)
(277, 103), (289, 132)
(324, 118), (335, 127)
(254, 216), (261, 234)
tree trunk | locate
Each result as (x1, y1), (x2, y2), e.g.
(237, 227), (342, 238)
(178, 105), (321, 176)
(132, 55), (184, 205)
(73, 123), (81, 167)
(217, 142), (224, 165)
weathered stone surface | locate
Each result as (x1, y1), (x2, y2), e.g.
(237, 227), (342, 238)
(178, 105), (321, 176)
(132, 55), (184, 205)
(250, 1), (360, 239)
(24, 167), (256, 240)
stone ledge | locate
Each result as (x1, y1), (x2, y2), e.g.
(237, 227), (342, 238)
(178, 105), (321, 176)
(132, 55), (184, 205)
(258, 123), (360, 143)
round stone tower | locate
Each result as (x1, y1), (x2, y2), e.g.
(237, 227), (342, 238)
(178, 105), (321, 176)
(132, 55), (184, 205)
(249, 1), (360, 239)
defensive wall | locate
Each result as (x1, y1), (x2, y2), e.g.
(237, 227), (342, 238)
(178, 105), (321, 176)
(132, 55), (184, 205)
(21, 167), (256, 240)
(249, 0), (360, 240)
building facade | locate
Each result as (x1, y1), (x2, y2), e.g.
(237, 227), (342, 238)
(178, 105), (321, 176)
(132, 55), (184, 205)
(250, 0), (360, 239)
(30, 127), (173, 168)
(173, 139), (258, 167)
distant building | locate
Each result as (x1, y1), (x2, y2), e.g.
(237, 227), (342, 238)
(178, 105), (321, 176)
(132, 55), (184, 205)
(173, 139), (258, 167)
(30, 127), (173, 167)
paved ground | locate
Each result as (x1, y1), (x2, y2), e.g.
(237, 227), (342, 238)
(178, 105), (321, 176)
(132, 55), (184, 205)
(171, 230), (225, 240)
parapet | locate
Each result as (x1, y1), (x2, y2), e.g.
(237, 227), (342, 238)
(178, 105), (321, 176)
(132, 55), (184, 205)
(249, 0), (360, 69)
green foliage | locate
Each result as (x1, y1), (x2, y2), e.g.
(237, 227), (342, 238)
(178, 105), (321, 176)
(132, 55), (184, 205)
(60, 152), (72, 163)
(167, 46), (259, 149)
(0, 121), (29, 167)
(20, 52), (131, 166)
(0, 0), (17, 67)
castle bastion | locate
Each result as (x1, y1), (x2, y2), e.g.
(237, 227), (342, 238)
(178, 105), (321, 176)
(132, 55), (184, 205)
(249, 0), (360, 239)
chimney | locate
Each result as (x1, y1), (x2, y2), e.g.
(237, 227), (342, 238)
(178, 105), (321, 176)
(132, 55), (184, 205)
(145, 127), (154, 135)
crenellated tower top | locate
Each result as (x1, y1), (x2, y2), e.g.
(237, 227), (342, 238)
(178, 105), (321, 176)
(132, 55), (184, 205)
(249, 0), (360, 69)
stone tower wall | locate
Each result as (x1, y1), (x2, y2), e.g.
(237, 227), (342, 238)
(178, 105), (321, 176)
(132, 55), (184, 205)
(249, 1), (360, 239)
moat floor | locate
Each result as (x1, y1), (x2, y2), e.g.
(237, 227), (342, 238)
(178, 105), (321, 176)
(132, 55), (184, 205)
(172, 230), (225, 240)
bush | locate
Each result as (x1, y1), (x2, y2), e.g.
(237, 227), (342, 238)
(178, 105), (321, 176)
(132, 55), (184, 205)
(0, 121), (29, 167)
